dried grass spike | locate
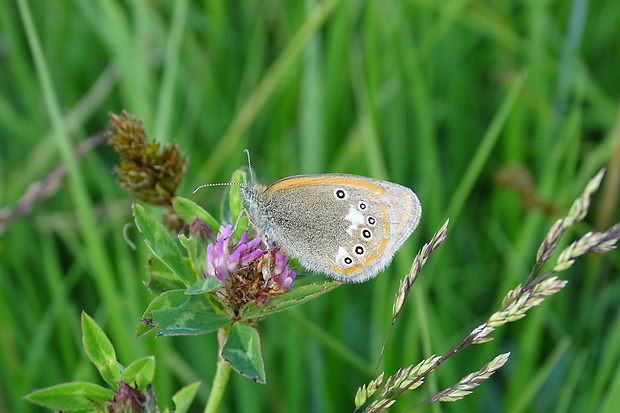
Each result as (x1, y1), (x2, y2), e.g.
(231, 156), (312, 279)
(429, 353), (510, 403)
(563, 168), (605, 229)
(355, 373), (385, 408)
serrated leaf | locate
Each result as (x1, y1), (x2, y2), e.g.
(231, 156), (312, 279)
(24, 382), (114, 411)
(133, 204), (192, 285)
(172, 381), (201, 413)
(186, 277), (222, 295)
(136, 289), (187, 337)
(222, 322), (265, 383)
(120, 356), (156, 390)
(81, 312), (120, 387)
(241, 281), (341, 320)
(152, 298), (230, 336)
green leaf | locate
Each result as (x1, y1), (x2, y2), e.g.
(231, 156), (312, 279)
(152, 296), (230, 336)
(230, 169), (249, 238)
(120, 356), (156, 391)
(172, 381), (201, 413)
(136, 289), (187, 337)
(146, 256), (187, 294)
(222, 322), (266, 383)
(133, 204), (192, 285)
(186, 277), (221, 295)
(241, 281), (341, 320)
(173, 197), (220, 232)
(153, 307), (230, 336)
(179, 233), (208, 275)
(24, 382), (114, 411)
(81, 312), (120, 388)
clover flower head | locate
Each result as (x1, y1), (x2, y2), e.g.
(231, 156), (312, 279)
(106, 381), (147, 413)
(205, 225), (297, 310)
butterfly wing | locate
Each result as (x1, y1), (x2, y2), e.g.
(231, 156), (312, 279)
(249, 174), (421, 282)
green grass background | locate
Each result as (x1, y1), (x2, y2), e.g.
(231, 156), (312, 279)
(1, 0), (619, 412)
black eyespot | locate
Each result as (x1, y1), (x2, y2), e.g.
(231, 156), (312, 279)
(367, 216), (376, 225)
(335, 189), (347, 199)
(354, 245), (365, 255)
(344, 257), (353, 265)
(362, 229), (372, 239)
(358, 201), (367, 210)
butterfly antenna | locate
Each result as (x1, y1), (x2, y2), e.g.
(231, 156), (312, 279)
(244, 149), (256, 185)
(194, 149), (255, 193)
(192, 182), (242, 193)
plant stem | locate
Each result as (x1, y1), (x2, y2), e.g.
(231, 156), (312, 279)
(204, 328), (232, 413)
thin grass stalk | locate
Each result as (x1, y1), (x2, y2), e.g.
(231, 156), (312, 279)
(16, 0), (129, 352)
(196, 0), (344, 182)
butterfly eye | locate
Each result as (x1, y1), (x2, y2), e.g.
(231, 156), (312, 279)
(336, 246), (355, 267)
(334, 189), (347, 200)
